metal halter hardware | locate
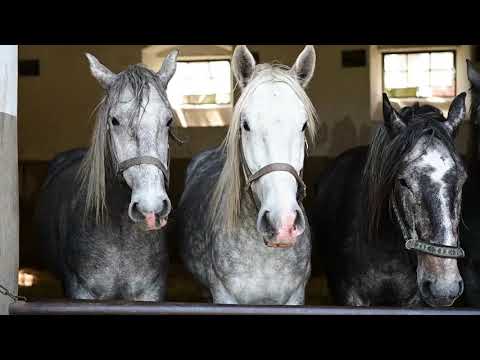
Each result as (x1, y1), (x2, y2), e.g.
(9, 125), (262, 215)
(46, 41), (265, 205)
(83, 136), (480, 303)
(392, 188), (465, 259)
(239, 136), (307, 211)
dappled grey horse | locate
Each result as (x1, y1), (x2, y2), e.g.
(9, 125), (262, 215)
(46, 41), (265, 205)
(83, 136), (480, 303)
(35, 50), (179, 300)
(312, 93), (467, 307)
(177, 45), (319, 305)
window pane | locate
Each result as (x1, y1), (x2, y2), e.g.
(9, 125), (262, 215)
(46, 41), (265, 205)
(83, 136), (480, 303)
(407, 53), (430, 73)
(167, 60), (232, 106)
(431, 52), (454, 70)
(430, 69), (455, 87)
(383, 51), (456, 99)
(384, 71), (408, 89)
(384, 54), (407, 72)
(408, 70), (429, 88)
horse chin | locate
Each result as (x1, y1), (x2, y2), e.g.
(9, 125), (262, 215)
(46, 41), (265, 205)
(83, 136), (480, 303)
(422, 296), (456, 308)
(264, 236), (298, 249)
(144, 215), (168, 232)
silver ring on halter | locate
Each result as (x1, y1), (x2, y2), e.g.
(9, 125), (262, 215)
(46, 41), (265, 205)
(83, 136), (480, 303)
(392, 184), (465, 259)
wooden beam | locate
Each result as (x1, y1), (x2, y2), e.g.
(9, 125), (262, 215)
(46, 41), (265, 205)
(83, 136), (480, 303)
(9, 301), (480, 316)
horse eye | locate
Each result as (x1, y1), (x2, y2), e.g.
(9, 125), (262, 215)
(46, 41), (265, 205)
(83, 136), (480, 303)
(302, 122), (307, 132)
(243, 121), (251, 132)
(399, 179), (410, 189)
(166, 117), (173, 127)
(111, 117), (120, 126)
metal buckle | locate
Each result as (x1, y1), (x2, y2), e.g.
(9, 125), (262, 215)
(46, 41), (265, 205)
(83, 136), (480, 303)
(405, 239), (415, 250)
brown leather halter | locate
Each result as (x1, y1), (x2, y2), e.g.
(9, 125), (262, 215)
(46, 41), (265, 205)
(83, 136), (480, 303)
(116, 129), (185, 189)
(239, 136), (307, 211)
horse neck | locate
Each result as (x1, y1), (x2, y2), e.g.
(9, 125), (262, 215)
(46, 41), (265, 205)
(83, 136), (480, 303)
(471, 120), (480, 176)
(359, 173), (405, 252)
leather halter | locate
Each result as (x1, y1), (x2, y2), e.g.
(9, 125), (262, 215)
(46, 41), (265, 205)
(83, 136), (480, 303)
(239, 136), (307, 211)
(392, 184), (465, 259)
(116, 129), (184, 188)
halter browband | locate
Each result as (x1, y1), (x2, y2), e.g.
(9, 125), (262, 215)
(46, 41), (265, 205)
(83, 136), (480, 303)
(392, 188), (465, 259)
(239, 137), (307, 211)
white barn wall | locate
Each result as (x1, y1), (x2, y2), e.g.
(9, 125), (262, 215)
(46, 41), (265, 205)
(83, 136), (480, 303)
(0, 45), (18, 315)
(18, 45), (476, 161)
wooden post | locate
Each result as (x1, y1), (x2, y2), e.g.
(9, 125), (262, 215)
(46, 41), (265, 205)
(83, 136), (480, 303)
(0, 45), (19, 315)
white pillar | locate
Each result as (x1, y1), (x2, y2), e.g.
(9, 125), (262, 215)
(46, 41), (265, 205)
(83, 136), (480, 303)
(0, 45), (19, 315)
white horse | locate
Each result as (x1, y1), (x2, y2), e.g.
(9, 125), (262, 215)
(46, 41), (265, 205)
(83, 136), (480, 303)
(177, 45), (319, 305)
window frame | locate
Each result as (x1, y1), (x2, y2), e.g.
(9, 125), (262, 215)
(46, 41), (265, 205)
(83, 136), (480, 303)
(168, 58), (234, 108)
(381, 50), (457, 99)
(369, 45), (472, 124)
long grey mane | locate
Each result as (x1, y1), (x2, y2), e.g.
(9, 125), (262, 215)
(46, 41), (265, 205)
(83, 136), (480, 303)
(77, 64), (173, 223)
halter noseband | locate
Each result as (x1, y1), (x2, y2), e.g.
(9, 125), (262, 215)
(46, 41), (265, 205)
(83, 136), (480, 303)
(392, 185), (465, 259)
(239, 136), (307, 211)
(116, 129), (185, 188)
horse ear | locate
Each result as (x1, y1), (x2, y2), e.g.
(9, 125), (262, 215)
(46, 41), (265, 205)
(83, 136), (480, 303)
(445, 92), (467, 137)
(158, 49), (179, 88)
(383, 93), (406, 137)
(85, 53), (117, 89)
(232, 45), (257, 89)
(290, 45), (316, 88)
(467, 59), (480, 90)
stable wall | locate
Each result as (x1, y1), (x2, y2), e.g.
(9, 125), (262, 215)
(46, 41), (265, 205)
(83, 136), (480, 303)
(17, 45), (478, 268)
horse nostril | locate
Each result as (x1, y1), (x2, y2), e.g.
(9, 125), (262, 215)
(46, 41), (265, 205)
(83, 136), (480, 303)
(458, 280), (464, 297)
(294, 210), (306, 234)
(128, 202), (144, 223)
(257, 210), (273, 235)
(422, 280), (432, 297)
(158, 198), (171, 218)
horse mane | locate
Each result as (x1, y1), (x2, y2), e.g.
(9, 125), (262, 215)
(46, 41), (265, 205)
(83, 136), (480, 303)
(361, 103), (459, 246)
(77, 64), (173, 223)
(207, 63), (319, 234)
(470, 85), (480, 168)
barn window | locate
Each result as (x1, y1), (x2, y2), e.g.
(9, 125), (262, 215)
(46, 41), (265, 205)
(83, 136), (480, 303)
(141, 45), (234, 128)
(369, 46), (472, 123)
(383, 51), (456, 99)
(167, 60), (233, 127)
(167, 60), (232, 107)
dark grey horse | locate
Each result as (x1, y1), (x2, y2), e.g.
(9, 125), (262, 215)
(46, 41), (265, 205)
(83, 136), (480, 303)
(177, 45), (318, 305)
(35, 50), (179, 300)
(459, 60), (480, 306)
(312, 93), (467, 307)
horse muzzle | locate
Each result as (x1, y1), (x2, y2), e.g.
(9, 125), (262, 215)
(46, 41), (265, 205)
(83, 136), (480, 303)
(128, 198), (171, 231)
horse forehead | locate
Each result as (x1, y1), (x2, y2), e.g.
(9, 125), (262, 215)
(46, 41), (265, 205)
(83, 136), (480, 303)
(413, 145), (455, 181)
(117, 85), (167, 111)
(247, 82), (305, 115)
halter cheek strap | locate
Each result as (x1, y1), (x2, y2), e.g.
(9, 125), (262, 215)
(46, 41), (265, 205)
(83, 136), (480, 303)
(392, 189), (465, 259)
